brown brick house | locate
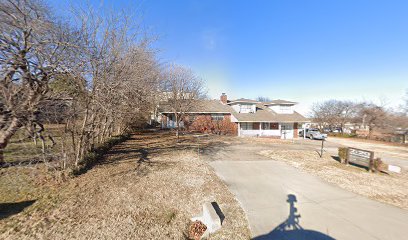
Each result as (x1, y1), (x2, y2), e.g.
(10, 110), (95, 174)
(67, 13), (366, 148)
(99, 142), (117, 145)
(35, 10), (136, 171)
(158, 93), (309, 139)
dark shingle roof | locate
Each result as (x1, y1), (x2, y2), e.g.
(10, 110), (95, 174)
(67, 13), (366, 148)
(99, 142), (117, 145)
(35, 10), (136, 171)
(158, 100), (232, 113)
(158, 99), (308, 122)
(231, 103), (308, 122)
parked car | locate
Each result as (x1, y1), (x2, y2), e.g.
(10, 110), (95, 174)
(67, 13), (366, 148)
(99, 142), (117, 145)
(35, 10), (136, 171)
(332, 128), (341, 133)
(299, 128), (319, 137)
(306, 130), (327, 140)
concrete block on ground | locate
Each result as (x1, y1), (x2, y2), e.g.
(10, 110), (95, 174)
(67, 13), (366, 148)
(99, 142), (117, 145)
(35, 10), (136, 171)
(202, 202), (222, 232)
(191, 201), (224, 235)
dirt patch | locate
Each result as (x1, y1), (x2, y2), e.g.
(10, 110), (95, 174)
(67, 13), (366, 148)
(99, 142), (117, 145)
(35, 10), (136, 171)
(259, 149), (408, 209)
(0, 132), (250, 239)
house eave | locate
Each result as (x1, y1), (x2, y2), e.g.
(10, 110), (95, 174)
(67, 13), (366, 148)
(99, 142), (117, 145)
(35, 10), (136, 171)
(160, 111), (231, 114)
(234, 120), (310, 123)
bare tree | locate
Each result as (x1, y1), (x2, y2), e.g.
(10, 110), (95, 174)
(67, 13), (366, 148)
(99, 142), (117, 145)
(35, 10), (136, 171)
(310, 100), (358, 132)
(336, 100), (358, 132)
(0, 1), (161, 169)
(357, 102), (388, 138)
(64, 5), (161, 167)
(256, 96), (271, 102)
(0, 0), (76, 164)
(161, 64), (206, 138)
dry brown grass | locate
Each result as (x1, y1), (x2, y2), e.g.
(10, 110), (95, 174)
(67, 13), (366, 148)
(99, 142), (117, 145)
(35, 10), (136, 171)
(0, 131), (250, 239)
(259, 149), (408, 209)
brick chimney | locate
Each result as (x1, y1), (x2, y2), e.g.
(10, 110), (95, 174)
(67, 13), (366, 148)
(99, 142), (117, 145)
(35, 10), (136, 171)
(220, 93), (227, 104)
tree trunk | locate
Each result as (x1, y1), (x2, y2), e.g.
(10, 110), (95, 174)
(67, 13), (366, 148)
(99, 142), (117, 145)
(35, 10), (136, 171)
(76, 108), (89, 167)
(368, 125), (374, 139)
(0, 141), (6, 165)
(0, 117), (22, 165)
(175, 114), (180, 140)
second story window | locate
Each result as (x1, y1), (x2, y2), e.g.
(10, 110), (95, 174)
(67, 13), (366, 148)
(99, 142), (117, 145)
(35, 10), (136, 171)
(240, 104), (252, 113)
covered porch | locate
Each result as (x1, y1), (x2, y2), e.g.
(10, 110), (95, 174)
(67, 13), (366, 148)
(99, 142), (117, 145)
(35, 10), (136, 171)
(238, 122), (304, 139)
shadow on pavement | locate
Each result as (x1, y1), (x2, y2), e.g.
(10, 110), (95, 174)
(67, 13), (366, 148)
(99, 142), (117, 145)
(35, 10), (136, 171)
(253, 194), (335, 240)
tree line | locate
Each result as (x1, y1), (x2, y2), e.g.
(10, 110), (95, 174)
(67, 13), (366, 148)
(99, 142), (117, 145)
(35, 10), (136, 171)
(310, 92), (408, 139)
(0, 0), (205, 167)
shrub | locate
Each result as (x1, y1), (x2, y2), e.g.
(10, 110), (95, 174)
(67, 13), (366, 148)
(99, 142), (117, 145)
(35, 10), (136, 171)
(338, 147), (348, 162)
(373, 157), (386, 172)
(329, 133), (357, 138)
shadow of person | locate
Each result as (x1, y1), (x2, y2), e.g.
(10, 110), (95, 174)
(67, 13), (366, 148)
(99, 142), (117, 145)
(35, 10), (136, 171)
(253, 194), (335, 240)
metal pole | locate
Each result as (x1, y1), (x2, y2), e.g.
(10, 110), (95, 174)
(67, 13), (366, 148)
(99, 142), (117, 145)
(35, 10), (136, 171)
(320, 138), (325, 158)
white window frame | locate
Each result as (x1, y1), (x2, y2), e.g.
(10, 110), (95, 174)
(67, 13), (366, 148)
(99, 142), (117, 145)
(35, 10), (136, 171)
(211, 114), (224, 121)
(241, 122), (253, 130)
(240, 104), (252, 113)
(262, 122), (270, 130)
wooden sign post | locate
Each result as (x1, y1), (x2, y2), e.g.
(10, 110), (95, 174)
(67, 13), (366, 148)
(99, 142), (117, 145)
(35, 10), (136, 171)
(346, 147), (374, 172)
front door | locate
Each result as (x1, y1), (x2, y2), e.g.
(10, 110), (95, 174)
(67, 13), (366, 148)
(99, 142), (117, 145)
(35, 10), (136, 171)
(280, 123), (294, 139)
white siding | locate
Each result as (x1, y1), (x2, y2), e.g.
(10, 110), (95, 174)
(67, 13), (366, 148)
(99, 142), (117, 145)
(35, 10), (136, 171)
(239, 123), (296, 138)
(231, 104), (240, 113)
(280, 123), (294, 139)
(230, 103), (256, 113)
(240, 129), (281, 137)
(269, 105), (294, 114)
(240, 130), (260, 136)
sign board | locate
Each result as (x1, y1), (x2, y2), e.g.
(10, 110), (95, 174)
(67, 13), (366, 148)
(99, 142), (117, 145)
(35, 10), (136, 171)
(346, 147), (374, 171)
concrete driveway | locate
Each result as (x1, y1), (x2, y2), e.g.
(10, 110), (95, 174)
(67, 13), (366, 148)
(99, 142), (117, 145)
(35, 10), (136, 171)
(209, 145), (408, 240)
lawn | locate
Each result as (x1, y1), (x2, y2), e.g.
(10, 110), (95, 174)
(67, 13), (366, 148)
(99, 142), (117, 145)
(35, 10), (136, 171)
(3, 124), (65, 166)
(0, 131), (250, 239)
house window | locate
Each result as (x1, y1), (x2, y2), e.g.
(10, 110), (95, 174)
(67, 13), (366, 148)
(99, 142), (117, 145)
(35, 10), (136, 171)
(241, 122), (253, 130)
(240, 104), (252, 113)
(280, 105), (290, 110)
(270, 123), (279, 130)
(211, 114), (224, 121)
(262, 123), (270, 130)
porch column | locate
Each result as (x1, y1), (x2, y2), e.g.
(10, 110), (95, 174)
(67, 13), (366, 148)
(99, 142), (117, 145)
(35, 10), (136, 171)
(303, 123), (306, 139)
(238, 122), (241, 136)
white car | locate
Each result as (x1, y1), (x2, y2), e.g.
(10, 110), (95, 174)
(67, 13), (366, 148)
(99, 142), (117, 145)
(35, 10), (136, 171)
(306, 130), (327, 140)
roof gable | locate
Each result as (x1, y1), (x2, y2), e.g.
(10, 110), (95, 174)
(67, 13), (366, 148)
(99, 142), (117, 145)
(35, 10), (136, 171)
(227, 98), (259, 104)
(264, 99), (297, 105)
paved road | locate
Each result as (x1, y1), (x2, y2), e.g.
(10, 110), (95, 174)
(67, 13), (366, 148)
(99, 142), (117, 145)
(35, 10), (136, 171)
(209, 144), (408, 240)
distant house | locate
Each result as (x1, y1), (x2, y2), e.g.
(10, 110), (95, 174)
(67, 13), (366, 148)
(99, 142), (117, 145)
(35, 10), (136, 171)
(158, 93), (309, 139)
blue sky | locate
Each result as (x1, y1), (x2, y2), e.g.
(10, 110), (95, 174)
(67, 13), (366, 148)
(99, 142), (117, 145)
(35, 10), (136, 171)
(49, 0), (408, 114)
